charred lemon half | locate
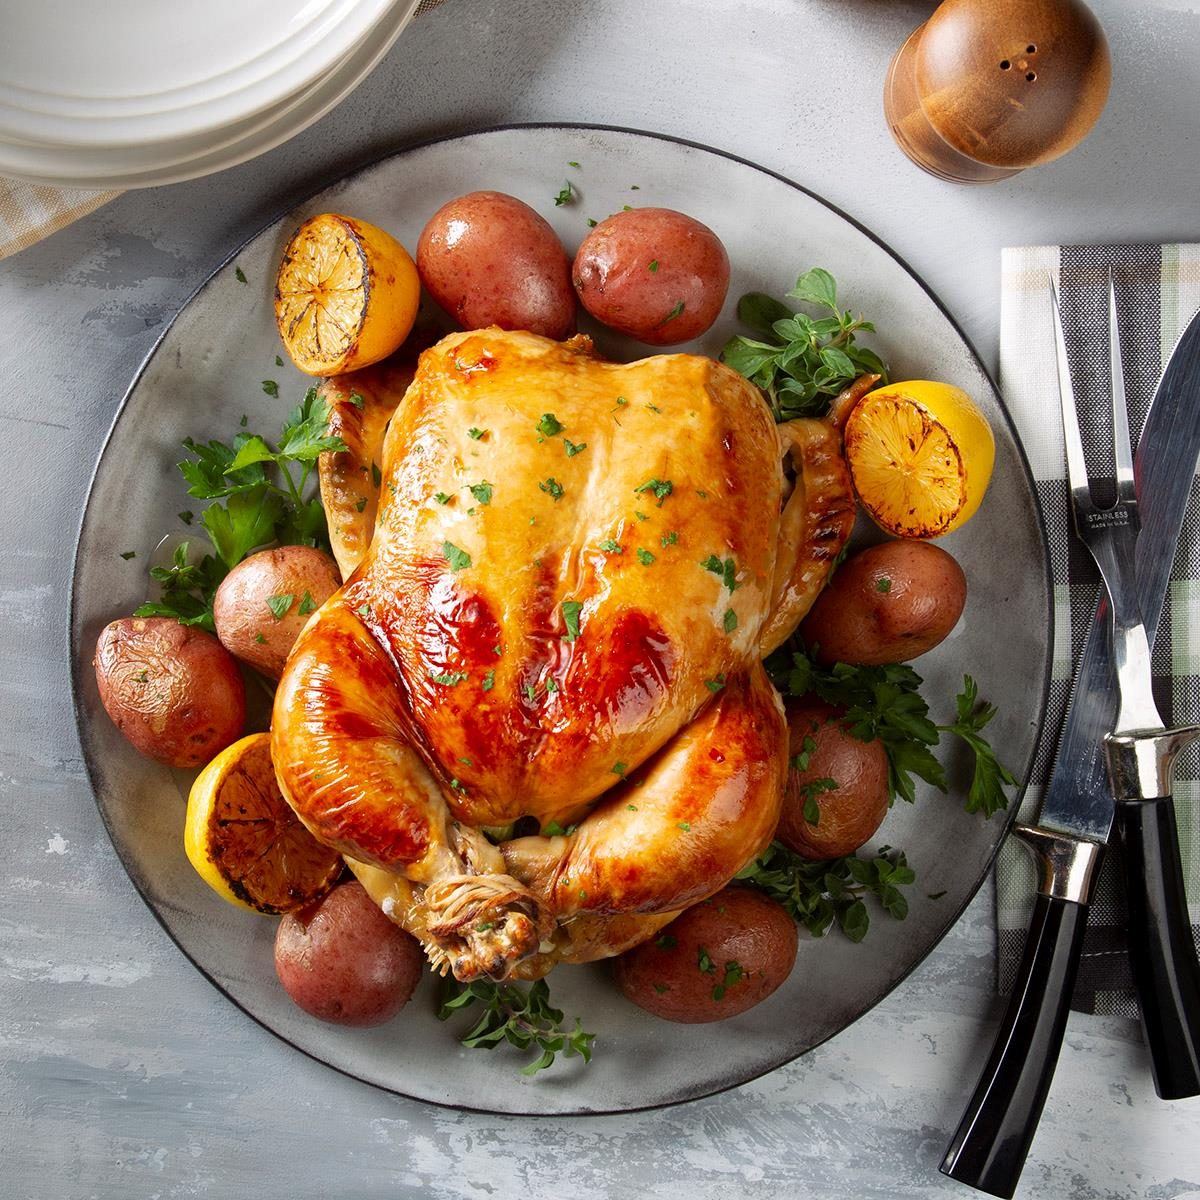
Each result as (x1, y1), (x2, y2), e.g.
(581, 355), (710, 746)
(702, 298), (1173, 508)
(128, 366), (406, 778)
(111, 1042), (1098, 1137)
(843, 380), (995, 538)
(274, 212), (419, 376)
(185, 732), (343, 914)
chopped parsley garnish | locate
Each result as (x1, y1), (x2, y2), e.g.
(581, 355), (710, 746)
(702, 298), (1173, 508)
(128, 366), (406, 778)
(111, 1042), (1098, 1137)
(634, 478), (673, 505)
(356, 602), (371, 619)
(275, 355), (284, 367)
(523, 682), (537, 704)
(660, 531), (678, 547)
(612, 762), (628, 777)
(704, 675), (726, 693)
(434, 492), (452, 505)
(554, 182), (575, 207)
(636, 548), (656, 566)
(634, 511), (649, 521)
(798, 778), (839, 824)
(298, 590), (317, 615)
(568, 160), (581, 168)
(711, 962), (745, 1001)
(482, 669), (495, 692)
(539, 477), (565, 501)
(563, 438), (587, 457)
(561, 600), (583, 641)
(701, 555), (740, 592)
(646, 404), (662, 414)
(469, 481), (493, 506)
(468, 427), (487, 440)
(648, 260), (659, 273)
(178, 511), (193, 525)
(876, 577), (892, 593)
(355, 498), (367, 512)
(626, 803), (638, 811)
(723, 608), (738, 634)
(599, 539), (623, 554)
(587, 218), (598, 228)
(656, 934), (677, 951)
(266, 593), (293, 619)
(349, 392), (365, 410)
(120, 550), (136, 560)
(234, 267), (247, 283)
(443, 541), (472, 572)
(659, 301), (685, 326)
(430, 670), (468, 686)
(261, 380), (279, 397)
(371, 461), (382, 488)
(537, 413), (565, 438)
(253, 634), (266, 645)
(542, 821), (577, 837)
(677, 821), (692, 832)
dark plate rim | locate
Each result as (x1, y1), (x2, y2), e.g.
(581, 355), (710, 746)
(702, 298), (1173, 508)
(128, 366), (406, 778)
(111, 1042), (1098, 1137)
(68, 120), (1054, 1119)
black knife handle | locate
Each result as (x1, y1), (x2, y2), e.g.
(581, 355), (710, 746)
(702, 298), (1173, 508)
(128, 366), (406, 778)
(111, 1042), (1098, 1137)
(1115, 795), (1200, 1099)
(940, 893), (1088, 1198)
(941, 827), (1103, 1199)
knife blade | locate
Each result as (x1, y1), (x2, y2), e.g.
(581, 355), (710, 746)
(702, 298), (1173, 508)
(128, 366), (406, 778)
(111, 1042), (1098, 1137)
(942, 300), (1200, 1199)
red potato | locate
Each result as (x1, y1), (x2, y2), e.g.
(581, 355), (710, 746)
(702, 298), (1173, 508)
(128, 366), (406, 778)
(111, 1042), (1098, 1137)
(274, 880), (425, 1027)
(777, 699), (889, 861)
(613, 886), (797, 1023)
(801, 539), (967, 666)
(417, 191), (576, 338)
(213, 546), (340, 678)
(94, 617), (245, 767)
(572, 207), (730, 345)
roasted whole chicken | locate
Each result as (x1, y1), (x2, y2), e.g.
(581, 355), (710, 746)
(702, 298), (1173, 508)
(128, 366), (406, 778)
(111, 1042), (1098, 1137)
(272, 328), (854, 981)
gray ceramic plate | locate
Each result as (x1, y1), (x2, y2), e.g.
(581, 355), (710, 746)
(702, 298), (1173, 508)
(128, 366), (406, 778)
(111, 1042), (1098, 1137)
(71, 124), (1051, 1116)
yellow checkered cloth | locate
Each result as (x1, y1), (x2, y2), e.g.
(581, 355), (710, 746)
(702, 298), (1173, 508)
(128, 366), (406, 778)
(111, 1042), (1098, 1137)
(0, 0), (447, 263)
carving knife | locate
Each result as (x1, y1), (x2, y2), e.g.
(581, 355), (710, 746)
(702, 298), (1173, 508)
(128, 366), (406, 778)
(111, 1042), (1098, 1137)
(941, 301), (1200, 1198)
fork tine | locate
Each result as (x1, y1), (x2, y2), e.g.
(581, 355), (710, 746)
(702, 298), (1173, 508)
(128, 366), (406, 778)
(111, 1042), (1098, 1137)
(1108, 270), (1136, 502)
(1048, 273), (1092, 509)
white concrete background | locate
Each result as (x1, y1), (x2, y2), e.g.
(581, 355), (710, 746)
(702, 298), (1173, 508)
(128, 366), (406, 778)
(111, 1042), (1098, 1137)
(2, 1), (1199, 1196)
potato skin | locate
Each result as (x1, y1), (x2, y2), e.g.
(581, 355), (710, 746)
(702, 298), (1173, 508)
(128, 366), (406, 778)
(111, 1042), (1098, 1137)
(612, 886), (797, 1023)
(213, 546), (340, 678)
(801, 540), (967, 666)
(777, 699), (889, 860)
(572, 207), (730, 346)
(274, 880), (425, 1027)
(417, 191), (576, 338)
(94, 617), (245, 767)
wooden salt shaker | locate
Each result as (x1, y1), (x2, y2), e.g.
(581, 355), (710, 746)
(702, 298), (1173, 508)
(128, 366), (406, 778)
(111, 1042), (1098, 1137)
(884, 0), (1111, 183)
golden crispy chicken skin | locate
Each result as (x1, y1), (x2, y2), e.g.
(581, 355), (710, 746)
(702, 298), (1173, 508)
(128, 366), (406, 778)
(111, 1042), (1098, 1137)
(272, 329), (852, 980)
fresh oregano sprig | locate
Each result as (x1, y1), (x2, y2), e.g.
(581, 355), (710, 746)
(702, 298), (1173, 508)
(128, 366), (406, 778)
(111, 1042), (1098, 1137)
(767, 648), (1015, 818)
(436, 976), (595, 1076)
(720, 267), (888, 423)
(736, 843), (915, 943)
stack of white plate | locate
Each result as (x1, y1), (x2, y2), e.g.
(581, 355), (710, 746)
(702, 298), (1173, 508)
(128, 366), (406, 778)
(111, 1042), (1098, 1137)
(0, 0), (420, 189)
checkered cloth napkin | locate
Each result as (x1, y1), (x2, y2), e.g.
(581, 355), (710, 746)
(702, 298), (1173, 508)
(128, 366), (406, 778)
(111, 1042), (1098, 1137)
(0, 0), (448, 262)
(996, 243), (1200, 1017)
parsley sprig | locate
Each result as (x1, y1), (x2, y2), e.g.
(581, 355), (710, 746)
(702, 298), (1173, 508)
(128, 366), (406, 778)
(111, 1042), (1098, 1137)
(437, 977), (594, 1075)
(770, 649), (1015, 818)
(736, 843), (915, 942)
(134, 389), (344, 628)
(721, 268), (887, 422)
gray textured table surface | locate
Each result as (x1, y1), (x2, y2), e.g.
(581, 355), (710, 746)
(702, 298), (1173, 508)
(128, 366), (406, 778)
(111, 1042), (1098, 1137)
(3, 1), (1200, 1197)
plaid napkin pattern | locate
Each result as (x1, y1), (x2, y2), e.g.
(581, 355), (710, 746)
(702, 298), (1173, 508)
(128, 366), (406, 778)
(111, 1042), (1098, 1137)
(996, 243), (1200, 1017)
(0, 0), (448, 263)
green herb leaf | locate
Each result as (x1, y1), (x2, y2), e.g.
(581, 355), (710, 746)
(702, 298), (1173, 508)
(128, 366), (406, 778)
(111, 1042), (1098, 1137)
(235, 267), (247, 284)
(430, 670), (469, 686)
(539, 477), (565, 501)
(634, 478), (673, 505)
(553, 182), (575, 207)
(443, 541), (472, 572)
(659, 301), (685, 326)
(660, 531), (679, 547)
(648, 260), (659, 272)
(876, 576), (892, 593)
(468, 427), (487, 440)
(938, 675), (1017, 818)
(437, 976), (594, 1076)
(348, 392), (365, 410)
(469, 481), (493, 506)
(297, 591), (317, 615)
(537, 413), (565, 437)
(737, 841), (915, 942)
(723, 608), (738, 634)
(266, 593), (294, 620)
(482, 669), (495, 692)
(636, 547), (656, 566)
(563, 438), (587, 457)
(704, 674), (726, 693)
(599, 538), (623, 554)
(120, 550), (136, 561)
(261, 380), (279, 398)
(434, 492), (452, 505)
(561, 599), (583, 641)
